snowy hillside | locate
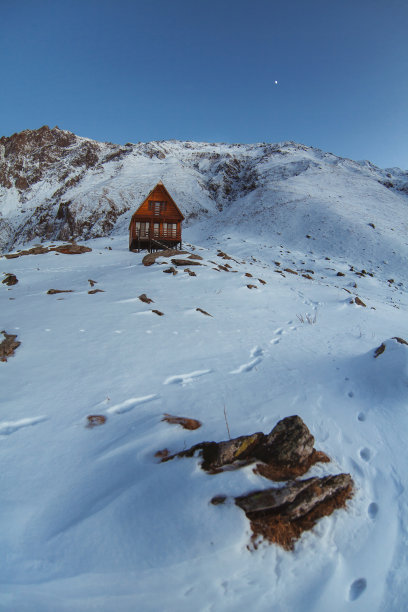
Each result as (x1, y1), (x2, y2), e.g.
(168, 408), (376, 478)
(1, 221), (408, 610)
(1, 127), (408, 610)
(1, 127), (407, 276)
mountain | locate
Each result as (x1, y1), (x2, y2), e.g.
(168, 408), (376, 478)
(1, 126), (407, 273)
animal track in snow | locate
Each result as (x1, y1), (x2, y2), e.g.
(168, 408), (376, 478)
(164, 370), (212, 386)
(230, 346), (263, 374)
(359, 447), (371, 462)
(348, 578), (367, 601)
(106, 395), (159, 414)
(368, 502), (379, 519)
(0, 416), (47, 436)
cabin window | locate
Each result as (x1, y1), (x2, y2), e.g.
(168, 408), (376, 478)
(154, 223), (159, 236)
(135, 221), (149, 237)
(148, 201), (167, 215)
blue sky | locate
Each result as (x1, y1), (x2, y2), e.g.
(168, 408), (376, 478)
(2, 0), (407, 168)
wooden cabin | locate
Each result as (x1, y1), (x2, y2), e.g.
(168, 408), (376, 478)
(129, 181), (184, 252)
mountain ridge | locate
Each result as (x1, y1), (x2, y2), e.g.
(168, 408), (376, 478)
(1, 126), (407, 271)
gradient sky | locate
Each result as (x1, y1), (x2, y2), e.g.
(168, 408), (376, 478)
(1, 0), (407, 168)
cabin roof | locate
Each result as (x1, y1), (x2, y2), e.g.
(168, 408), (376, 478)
(131, 181), (185, 221)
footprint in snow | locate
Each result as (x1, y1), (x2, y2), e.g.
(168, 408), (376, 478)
(230, 346), (263, 374)
(0, 416), (47, 436)
(348, 578), (367, 601)
(357, 412), (366, 422)
(359, 447), (371, 462)
(106, 395), (159, 414)
(368, 502), (379, 519)
(164, 370), (212, 386)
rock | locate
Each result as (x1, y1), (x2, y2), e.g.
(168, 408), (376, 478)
(162, 416), (328, 479)
(247, 284), (257, 289)
(162, 414), (202, 430)
(163, 267), (177, 275)
(171, 258), (202, 267)
(142, 249), (188, 266)
(353, 297), (366, 307)
(284, 268), (298, 275)
(88, 289), (105, 294)
(47, 289), (74, 294)
(184, 268), (197, 276)
(52, 244), (91, 254)
(200, 433), (266, 472)
(86, 415), (107, 428)
(196, 307), (212, 317)
(0, 331), (21, 362)
(139, 293), (154, 304)
(2, 273), (18, 286)
(152, 309), (164, 316)
(235, 473), (354, 549)
(256, 415), (314, 468)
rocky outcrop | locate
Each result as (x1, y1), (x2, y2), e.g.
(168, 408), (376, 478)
(161, 415), (353, 549)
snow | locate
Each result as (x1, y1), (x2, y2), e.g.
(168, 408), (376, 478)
(1, 207), (408, 612)
(1, 133), (408, 609)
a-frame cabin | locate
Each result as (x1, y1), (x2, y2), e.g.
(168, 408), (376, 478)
(128, 181), (185, 252)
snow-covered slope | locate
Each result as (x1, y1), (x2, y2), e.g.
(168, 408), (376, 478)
(1, 225), (408, 611)
(1, 127), (407, 277)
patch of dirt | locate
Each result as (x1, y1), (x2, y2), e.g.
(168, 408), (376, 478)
(139, 293), (154, 304)
(196, 307), (212, 317)
(302, 274), (313, 280)
(258, 278), (266, 285)
(284, 268), (298, 275)
(88, 289), (105, 294)
(86, 415), (107, 428)
(152, 309), (164, 316)
(0, 330), (21, 362)
(188, 254), (203, 260)
(245, 272), (253, 277)
(247, 284), (257, 289)
(162, 414), (202, 430)
(47, 289), (74, 294)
